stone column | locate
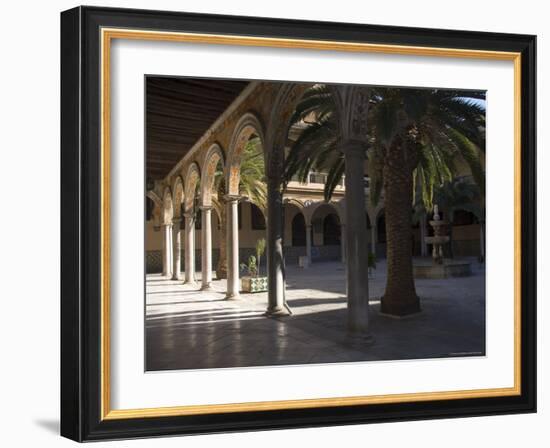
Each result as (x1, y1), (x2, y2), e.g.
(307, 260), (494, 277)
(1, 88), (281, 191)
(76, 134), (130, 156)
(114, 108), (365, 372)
(266, 176), (289, 315)
(340, 223), (346, 263)
(200, 206), (213, 290)
(184, 212), (196, 285)
(171, 218), (182, 280)
(370, 223), (377, 256)
(225, 196), (240, 299)
(161, 223), (172, 277)
(343, 141), (371, 338)
(305, 224), (312, 265)
(266, 178), (289, 315)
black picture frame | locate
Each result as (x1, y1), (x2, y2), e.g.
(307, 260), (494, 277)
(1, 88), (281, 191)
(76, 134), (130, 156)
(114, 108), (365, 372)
(61, 5), (536, 442)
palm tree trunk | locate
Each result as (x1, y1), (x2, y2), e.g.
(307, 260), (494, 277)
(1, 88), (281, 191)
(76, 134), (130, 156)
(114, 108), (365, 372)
(380, 144), (421, 316)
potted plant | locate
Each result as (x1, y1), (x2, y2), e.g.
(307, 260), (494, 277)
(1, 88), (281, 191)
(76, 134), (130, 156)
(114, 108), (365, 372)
(241, 238), (268, 293)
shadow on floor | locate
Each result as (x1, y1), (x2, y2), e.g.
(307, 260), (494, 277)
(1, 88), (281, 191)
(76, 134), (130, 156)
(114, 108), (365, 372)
(146, 295), (485, 371)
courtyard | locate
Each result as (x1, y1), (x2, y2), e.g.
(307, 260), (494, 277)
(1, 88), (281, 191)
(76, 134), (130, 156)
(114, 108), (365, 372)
(146, 259), (485, 371)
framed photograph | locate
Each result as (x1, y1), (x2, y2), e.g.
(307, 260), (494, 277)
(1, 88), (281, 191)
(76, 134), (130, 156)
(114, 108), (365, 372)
(60, 6), (536, 442)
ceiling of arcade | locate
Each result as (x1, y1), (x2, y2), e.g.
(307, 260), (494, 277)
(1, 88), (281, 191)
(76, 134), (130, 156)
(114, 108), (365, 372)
(146, 78), (375, 210)
(150, 79), (314, 193)
(146, 77), (250, 181)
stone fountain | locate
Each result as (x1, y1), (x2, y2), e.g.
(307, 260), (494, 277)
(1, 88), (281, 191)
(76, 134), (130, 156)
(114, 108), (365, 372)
(413, 205), (472, 279)
(425, 205), (449, 264)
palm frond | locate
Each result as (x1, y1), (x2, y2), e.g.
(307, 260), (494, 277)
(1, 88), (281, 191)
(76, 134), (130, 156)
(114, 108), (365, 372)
(324, 158), (345, 201)
(445, 128), (485, 195)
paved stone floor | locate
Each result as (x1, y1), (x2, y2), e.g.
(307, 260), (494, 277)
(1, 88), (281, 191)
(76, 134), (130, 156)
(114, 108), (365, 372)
(146, 259), (486, 371)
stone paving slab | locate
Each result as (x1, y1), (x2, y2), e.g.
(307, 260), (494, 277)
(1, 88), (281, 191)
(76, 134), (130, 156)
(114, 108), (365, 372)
(146, 259), (485, 371)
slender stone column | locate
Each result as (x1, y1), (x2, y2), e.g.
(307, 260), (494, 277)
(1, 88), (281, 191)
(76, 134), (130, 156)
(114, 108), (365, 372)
(200, 206), (213, 290)
(171, 218), (182, 280)
(305, 224), (312, 265)
(343, 141), (371, 338)
(161, 223), (172, 277)
(184, 212), (196, 285)
(266, 176), (289, 315)
(340, 223), (347, 263)
(225, 196), (240, 299)
(370, 223), (377, 256)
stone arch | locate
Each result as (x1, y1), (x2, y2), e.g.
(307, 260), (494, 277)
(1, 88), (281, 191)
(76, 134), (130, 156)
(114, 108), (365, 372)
(305, 200), (344, 227)
(282, 200), (304, 247)
(249, 202), (267, 229)
(200, 143), (225, 207)
(291, 212), (307, 247)
(370, 203), (385, 224)
(323, 214), (341, 246)
(284, 197), (305, 211)
(146, 190), (162, 208)
(309, 202), (342, 248)
(226, 112), (265, 196)
(146, 191), (162, 226)
(264, 83), (310, 179)
(171, 176), (184, 219)
(162, 187), (173, 225)
(333, 199), (346, 225)
(184, 162), (201, 213)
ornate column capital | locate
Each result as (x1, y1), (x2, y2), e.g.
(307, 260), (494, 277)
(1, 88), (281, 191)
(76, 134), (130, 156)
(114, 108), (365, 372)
(223, 194), (242, 203)
(183, 211), (194, 219)
(199, 205), (213, 211)
(330, 84), (371, 140)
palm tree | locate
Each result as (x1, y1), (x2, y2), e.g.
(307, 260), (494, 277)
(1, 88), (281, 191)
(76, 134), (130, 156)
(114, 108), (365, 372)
(213, 137), (267, 278)
(284, 85), (485, 315)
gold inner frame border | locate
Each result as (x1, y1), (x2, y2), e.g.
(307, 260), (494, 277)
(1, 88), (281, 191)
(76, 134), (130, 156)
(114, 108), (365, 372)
(99, 27), (522, 421)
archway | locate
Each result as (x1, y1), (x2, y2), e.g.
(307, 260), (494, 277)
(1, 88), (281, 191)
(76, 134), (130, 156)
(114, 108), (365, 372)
(200, 143), (224, 207)
(291, 213), (306, 247)
(161, 188), (173, 277)
(309, 203), (342, 262)
(169, 177), (185, 280)
(226, 113), (265, 197)
(224, 113), (267, 299)
(250, 202), (266, 230)
(172, 176), (184, 219)
(182, 163), (201, 284)
(145, 192), (163, 274)
(282, 201), (306, 265)
(323, 214), (341, 246)
(200, 144), (225, 285)
(184, 163), (200, 214)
